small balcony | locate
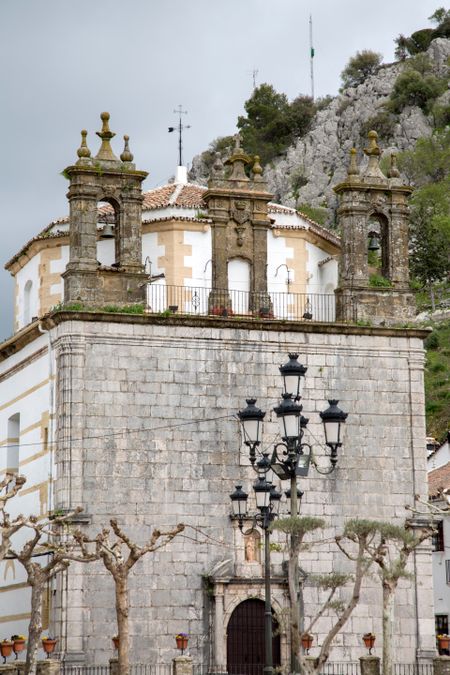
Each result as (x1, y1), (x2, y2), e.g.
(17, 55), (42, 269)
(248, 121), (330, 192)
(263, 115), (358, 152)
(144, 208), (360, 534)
(145, 284), (336, 323)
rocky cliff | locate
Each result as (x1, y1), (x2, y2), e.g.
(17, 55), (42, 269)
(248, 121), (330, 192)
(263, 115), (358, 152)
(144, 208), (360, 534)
(189, 38), (449, 218)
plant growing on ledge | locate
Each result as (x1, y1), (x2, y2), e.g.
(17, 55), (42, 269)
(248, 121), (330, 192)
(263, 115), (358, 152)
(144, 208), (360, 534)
(369, 273), (393, 288)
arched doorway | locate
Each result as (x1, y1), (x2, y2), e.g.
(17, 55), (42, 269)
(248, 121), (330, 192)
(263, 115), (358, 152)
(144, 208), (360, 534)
(227, 599), (281, 675)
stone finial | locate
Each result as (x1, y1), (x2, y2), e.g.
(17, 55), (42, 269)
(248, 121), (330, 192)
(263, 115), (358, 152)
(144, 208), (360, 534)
(225, 133), (251, 181)
(347, 147), (360, 180)
(76, 130), (91, 163)
(120, 135), (134, 163)
(95, 112), (119, 162)
(252, 155), (263, 178)
(388, 152), (400, 178)
(211, 151), (225, 178)
(362, 130), (386, 182)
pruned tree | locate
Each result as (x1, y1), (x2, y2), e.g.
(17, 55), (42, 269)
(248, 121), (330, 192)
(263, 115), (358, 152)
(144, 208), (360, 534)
(10, 509), (98, 675)
(0, 472), (27, 561)
(89, 519), (185, 675)
(337, 519), (435, 675)
(272, 516), (325, 672)
(273, 517), (375, 674)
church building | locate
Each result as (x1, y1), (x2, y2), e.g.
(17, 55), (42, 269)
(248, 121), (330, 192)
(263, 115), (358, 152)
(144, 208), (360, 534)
(0, 113), (433, 668)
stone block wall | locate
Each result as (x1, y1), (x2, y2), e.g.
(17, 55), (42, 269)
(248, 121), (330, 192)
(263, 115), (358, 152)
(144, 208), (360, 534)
(50, 315), (433, 665)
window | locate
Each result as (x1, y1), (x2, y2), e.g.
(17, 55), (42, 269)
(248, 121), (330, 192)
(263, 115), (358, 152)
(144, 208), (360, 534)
(23, 280), (32, 325)
(445, 560), (450, 584)
(433, 521), (445, 552)
(436, 615), (449, 636)
(7, 413), (20, 474)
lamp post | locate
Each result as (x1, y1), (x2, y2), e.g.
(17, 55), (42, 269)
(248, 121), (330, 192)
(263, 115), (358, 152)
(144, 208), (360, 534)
(231, 353), (348, 674)
(230, 463), (281, 675)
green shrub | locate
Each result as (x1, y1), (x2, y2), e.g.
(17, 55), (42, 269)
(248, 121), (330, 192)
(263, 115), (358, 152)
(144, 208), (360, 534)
(340, 50), (382, 89)
(424, 332), (440, 350)
(361, 111), (396, 142)
(388, 70), (446, 113)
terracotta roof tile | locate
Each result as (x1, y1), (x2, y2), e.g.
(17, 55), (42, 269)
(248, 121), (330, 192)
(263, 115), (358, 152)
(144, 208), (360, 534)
(142, 184), (177, 209)
(428, 462), (450, 498)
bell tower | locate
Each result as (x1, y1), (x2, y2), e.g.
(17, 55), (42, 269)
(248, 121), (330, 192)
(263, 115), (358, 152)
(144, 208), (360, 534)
(334, 131), (415, 325)
(203, 136), (273, 314)
(62, 113), (148, 307)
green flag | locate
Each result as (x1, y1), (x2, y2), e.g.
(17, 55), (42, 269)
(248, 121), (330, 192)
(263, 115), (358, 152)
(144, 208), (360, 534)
(311, 47), (315, 58)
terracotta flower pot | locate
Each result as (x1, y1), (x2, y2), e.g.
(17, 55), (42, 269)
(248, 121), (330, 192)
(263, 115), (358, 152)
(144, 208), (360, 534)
(0, 641), (14, 663)
(42, 639), (57, 658)
(13, 639), (26, 659)
(363, 634), (376, 654)
(301, 633), (313, 654)
(176, 636), (188, 653)
(439, 637), (450, 651)
(112, 637), (119, 650)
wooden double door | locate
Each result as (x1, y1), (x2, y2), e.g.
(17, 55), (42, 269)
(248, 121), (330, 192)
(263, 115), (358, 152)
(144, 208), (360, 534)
(227, 599), (281, 675)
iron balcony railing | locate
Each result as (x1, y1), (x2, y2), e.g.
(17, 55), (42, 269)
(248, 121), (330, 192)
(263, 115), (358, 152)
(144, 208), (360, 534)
(145, 284), (336, 323)
(60, 664), (435, 675)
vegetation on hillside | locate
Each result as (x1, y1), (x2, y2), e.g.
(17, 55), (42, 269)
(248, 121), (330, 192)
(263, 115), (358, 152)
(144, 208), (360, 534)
(424, 321), (450, 441)
(395, 7), (450, 59)
(340, 50), (383, 90)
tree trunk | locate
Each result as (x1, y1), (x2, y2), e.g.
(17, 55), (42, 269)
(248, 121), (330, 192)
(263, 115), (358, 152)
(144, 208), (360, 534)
(115, 573), (130, 675)
(382, 581), (396, 675)
(25, 579), (44, 675)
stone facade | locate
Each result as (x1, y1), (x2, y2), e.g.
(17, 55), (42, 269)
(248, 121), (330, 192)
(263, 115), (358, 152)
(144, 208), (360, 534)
(45, 312), (433, 665)
(334, 132), (415, 325)
(62, 114), (148, 306)
(203, 140), (273, 313)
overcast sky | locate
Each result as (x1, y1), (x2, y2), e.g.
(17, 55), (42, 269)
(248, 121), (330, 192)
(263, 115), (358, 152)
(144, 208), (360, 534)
(0, 0), (441, 340)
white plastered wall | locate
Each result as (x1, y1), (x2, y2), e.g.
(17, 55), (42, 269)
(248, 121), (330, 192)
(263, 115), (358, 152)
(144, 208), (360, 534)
(0, 334), (53, 645)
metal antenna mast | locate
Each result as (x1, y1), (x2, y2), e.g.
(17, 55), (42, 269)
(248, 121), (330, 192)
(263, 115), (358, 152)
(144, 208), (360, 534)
(252, 68), (259, 89)
(168, 105), (191, 166)
(309, 14), (315, 101)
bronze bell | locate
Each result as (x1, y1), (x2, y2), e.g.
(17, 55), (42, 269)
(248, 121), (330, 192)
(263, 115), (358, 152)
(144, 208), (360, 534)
(100, 223), (115, 239)
(368, 235), (380, 252)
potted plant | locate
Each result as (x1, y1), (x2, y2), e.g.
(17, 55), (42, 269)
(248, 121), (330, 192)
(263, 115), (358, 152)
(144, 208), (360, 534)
(11, 635), (26, 659)
(0, 639), (14, 663)
(362, 632), (376, 654)
(438, 634), (450, 651)
(301, 632), (313, 654)
(112, 635), (119, 650)
(175, 632), (189, 654)
(42, 636), (57, 658)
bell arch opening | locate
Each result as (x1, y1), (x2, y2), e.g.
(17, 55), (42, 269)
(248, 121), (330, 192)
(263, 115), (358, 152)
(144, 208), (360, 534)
(96, 199), (119, 266)
(367, 212), (389, 282)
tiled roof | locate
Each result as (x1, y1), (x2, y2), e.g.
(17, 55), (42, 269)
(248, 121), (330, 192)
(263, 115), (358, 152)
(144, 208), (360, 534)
(142, 184), (177, 209)
(428, 462), (450, 498)
(5, 181), (340, 270)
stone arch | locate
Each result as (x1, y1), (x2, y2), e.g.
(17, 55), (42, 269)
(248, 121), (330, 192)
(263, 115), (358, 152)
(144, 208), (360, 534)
(367, 210), (390, 280)
(226, 598), (281, 675)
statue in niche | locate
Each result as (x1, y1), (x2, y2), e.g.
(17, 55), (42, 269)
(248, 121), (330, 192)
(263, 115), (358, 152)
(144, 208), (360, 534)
(244, 530), (261, 563)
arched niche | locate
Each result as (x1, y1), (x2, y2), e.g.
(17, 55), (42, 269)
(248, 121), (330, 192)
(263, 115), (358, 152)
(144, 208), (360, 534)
(228, 258), (251, 313)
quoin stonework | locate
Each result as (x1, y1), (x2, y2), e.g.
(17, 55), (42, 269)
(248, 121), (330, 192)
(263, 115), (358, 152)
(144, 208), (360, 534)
(0, 114), (434, 668)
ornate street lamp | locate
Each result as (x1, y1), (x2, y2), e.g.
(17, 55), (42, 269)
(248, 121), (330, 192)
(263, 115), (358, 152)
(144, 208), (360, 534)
(279, 353), (307, 401)
(320, 399), (348, 466)
(232, 354), (348, 673)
